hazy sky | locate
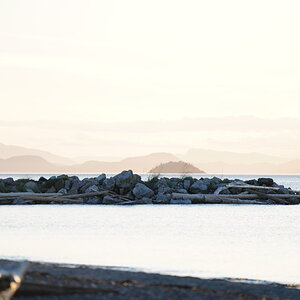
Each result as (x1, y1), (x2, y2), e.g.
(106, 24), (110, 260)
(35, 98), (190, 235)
(0, 1), (300, 157)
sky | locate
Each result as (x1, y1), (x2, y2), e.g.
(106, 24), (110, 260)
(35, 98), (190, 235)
(0, 0), (300, 158)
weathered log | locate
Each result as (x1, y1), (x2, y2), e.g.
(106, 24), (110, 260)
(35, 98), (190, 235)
(0, 193), (62, 198)
(171, 193), (265, 204)
(61, 191), (110, 199)
(21, 196), (84, 204)
(226, 185), (280, 190)
(107, 191), (133, 201)
(220, 198), (266, 204)
(172, 193), (299, 205)
(172, 193), (300, 200)
(213, 186), (228, 195)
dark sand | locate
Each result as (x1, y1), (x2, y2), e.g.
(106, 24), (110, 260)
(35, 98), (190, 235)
(1, 260), (299, 300)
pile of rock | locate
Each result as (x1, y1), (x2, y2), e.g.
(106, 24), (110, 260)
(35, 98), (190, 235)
(0, 171), (299, 205)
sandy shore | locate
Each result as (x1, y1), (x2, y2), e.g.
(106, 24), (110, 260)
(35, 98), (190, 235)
(1, 259), (299, 300)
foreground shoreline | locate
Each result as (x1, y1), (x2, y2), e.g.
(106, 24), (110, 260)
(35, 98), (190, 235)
(1, 259), (300, 299)
(0, 170), (300, 205)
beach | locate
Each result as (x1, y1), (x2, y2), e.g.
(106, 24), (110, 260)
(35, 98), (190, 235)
(1, 259), (300, 300)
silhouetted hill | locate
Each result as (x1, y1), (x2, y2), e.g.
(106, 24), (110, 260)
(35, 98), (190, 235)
(0, 143), (74, 165)
(0, 155), (60, 173)
(70, 153), (180, 173)
(149, 161), (205, 174)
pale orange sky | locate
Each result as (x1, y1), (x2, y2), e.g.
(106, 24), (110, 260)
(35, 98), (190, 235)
(0, 1), (300, 158)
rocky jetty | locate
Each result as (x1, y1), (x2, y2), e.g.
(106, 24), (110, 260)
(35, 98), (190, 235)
(0, 171), (299, 205)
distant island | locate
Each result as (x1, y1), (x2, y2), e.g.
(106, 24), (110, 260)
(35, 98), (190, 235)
(149, 161), (205, 174)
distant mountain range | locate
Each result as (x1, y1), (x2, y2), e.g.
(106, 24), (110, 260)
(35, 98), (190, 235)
(0, 142), (74, 165)
(0, 142), (299, 174)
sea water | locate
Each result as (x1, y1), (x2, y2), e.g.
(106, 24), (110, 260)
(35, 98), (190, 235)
(0, 174), (299, 284)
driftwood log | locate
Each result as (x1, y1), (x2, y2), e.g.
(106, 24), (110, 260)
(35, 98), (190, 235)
(0, 261), (28, 300)
(172, 193), (300, 205)
(226, 184), (280, 190)
(20, 196), (84, 204)
(0, 190), (132, 205)
(0, 193), (62, 198)
(60, 191), (110, 199)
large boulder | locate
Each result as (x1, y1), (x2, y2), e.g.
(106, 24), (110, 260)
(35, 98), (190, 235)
(85, 185), (99, 193)
(3, 177), (14, 185)
(114, 170), (141, 194)
(96, 173), (106, 184)
(102, 177), (116, 191)
(189, 179), (210, 194)
(258, 178), (274, 187)
(69, 178), (80, 194)
(156, 178), (172, 194)
(133, 183), (154, 199)
(183, 179), (192, 190)
(153, 192), (171, 204)
(24, 181), (40, 193)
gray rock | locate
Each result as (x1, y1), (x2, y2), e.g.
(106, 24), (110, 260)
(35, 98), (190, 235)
(157, 178), (172, 194)
(8, 185), (18, 193)
(170, 199), (192, 204)
(69, 179), (80, 194)
(136, 197), (153, 204)
(13, 199), (32, 205)
(230, 180), (246, 186)
(153, 192), (171, 204)
(114, 170), (141, 194)
(64, 180), (72, 190)
(102, 195), (123, 204)
(132, 183), (154, 199)
(258, 178), (274, 187)
(3, 177), (14, 184)
(190, 179), (209, 194)
(54, 179), (65, 191)
(24, 181), (39, 193)
(58, 188), (68, 195)
(86, 197), (100, 204)
(176, 188), (188, 194)
(79, 181), (94, 193)
(183, 179), (191, 190)
(103, 177), (116, 191)
(169, 178), (183, 190)
(96, 173), (106, 184)
(245, 179), (258, 186)
(85, 185), (99, 193)
(46, 186), (57, 193)
(211, 177), (222, 185)
(278, 185), (290, 194)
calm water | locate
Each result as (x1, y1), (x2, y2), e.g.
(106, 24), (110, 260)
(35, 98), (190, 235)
(0, 174), (299, 284)
(0, 205), (299, 284)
